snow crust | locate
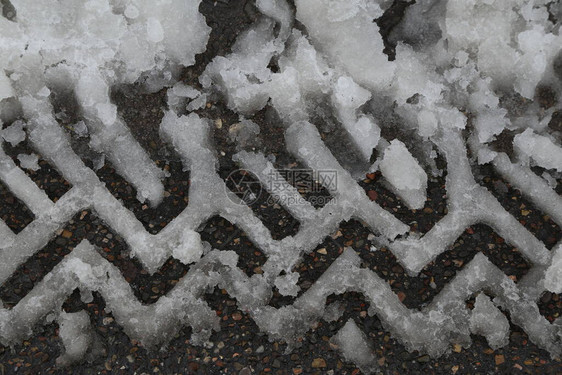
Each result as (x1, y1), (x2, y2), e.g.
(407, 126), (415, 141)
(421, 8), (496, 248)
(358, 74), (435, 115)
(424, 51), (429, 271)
(0, 0), (561, 371)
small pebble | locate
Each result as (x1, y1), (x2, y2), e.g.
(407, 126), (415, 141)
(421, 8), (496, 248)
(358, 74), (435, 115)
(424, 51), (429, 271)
(311, 358), (327, 368)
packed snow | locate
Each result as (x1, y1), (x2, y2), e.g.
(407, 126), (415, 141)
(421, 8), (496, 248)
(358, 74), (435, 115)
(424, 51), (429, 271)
(379, 139), (428, 209)
(469, 293), (510, 350)
(331, 319), (379, 373)
(0, 0), (561, 372)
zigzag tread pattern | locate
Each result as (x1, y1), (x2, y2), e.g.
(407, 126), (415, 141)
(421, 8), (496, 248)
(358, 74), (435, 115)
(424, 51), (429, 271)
(1, 103), (561, 371)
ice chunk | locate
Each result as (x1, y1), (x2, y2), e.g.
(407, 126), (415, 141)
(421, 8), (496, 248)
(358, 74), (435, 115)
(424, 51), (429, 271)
(256, 0), (293, 41)
(331, 76), (380, 161)
(171, 230), (204, 265)
(151, 0), (211, 67)
(544, 245), (562, 294)
(274, 272), (300, 297)
(323, 302), (344, 322)
(468, 79), (509, 143)
(17, 153), (40, 171)
(434, 106), (467, 131)
(417, 109), (438, 138)
(1, 121), (26, 146)
(332, 76), (371, 110)
(146, 18), (164, 43)
(73, 121), (88, 137)
(278, 31), (332, 96)
(37, 86), (51, 98)
(469, 293), (509, 350)
(124, 5), (140, 20)
(295, 0), (395, 90)
(514, 28), (562, 98)
(94, 103), (117, 127)
(201, 19), (277, 114)
(392, 44), (444, 106)
(513, 129), (562, 172)
(351, 116), (381, 161)
(229, 120), (260, 148)
(167, 82), (200, 111)
(445, 0), (562, 99)
(477, 148), (498, 165)
(268, 67), (307, 124)
(379, 140), (428, 209)
(56, 311), (104, 366)
(170, 83), (200, 99)
(0, 72), (14, 101)
(541, 172), (558, 190)
(331, 320), (378, 374)
(186, 93), (207, 111)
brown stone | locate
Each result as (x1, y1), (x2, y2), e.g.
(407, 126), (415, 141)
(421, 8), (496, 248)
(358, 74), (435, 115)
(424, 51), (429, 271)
(311, 358), (327, 368)
(495, 355), (505, 365)
(232, 312), (243, 321)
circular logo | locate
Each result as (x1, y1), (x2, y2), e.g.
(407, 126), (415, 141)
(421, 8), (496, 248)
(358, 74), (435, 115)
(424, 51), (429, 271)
(225, 169), (263, 205)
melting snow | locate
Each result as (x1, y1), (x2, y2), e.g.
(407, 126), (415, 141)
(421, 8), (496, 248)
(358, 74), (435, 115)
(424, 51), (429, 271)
(0, 0), (561, 372)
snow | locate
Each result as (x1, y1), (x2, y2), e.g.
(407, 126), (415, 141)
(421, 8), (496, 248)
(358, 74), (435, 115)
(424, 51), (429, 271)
(417, 109), (438, 138)
(514, 129), (562, 172)
(1, 121), (26, 146)
(146, 18), (165, 43)
(544, 245), (562, 294)
(295, 0), (394, 91)
(274, 272), (300, 297)
(469, 293), (510, 350)
(0, 0), (210, 205)
(17, 153), (39, 171)
(171, 230), (204, 265)
(332, 320), (378, 374)
(229, 120), (261, 148)
(72, 121), (88, 137)
(56, 311), (104, 366)
(379, 140), (428, 209)
(201, 19), (278, 114)
(1, 0), (561, 371)
(444, 0), (562, 99)
(332, 76), (381, 161)
(0, 72), (14, 101)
